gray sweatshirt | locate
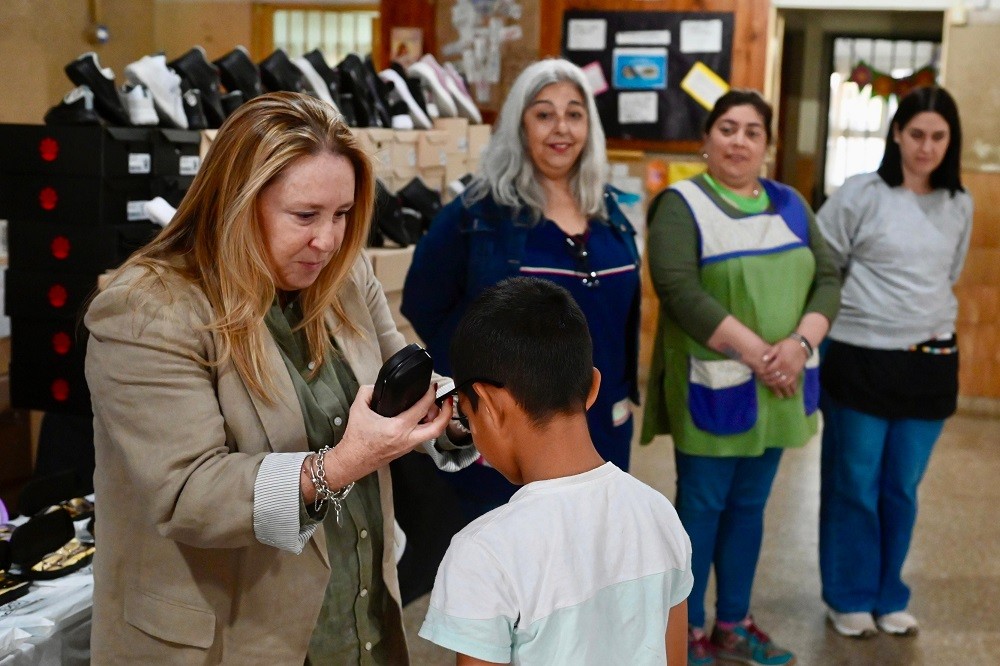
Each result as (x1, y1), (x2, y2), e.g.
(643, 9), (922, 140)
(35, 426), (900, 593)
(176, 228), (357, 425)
(817, 172), (973, 349)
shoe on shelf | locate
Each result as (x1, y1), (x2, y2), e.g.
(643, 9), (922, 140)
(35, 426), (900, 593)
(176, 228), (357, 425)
(121, 83), (159, 126)
(407, 60), (457, 118)
(125, 54), (188, 129)
(213, 46), (264, 101)
(337, 54), (378, 127)
(446, 173), (474, 200)
(44, 86), (102, 126)
(826, 609), (877, 638)
(168, 46), (226, 128)
(64, 52), (132, 126)
(374, 179), (411, 247)
(183, 89), (209, 130)
(301, 50), (348, 111)
(876, 611), (919, 636)
(378, 68), (432, 129)
(291, 56), (337, 108)
(259, 48), (309, 94)
(220, 90), (244, 118)
(710, 617), (796, 666)
(390, 61), (431, 118)
(689, 628), (717, 666)
(423, 54), (481, 123)
(397, 176), (442, 231)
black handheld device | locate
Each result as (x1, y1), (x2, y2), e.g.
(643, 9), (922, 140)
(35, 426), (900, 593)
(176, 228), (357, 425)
(370, 343), (434, 417)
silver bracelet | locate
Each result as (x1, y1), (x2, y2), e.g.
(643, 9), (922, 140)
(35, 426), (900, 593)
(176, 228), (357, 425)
(788, 332), (814, 360)
(310, 446), (354, 525)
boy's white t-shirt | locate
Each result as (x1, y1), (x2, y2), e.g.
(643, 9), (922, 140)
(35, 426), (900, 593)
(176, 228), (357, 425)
(419, 462), (693, 665)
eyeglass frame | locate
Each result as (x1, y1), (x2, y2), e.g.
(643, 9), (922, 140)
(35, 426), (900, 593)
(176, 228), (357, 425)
(435, 376), (505, 430)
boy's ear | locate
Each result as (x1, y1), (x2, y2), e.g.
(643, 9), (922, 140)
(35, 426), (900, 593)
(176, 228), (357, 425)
(472, 381), (513, 428)
(586, 367), (601, 410)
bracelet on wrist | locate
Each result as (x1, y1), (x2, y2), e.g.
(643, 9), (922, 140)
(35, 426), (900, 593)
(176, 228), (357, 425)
(309, 446), (354, 525)
(788, 332), (814, 360)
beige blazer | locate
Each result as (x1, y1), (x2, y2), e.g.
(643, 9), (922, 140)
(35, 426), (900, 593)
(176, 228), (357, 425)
(85, 252), (410, 664)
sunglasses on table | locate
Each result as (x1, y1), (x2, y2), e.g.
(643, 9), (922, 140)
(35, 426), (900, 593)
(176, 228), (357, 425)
(435, 377), (505, 430)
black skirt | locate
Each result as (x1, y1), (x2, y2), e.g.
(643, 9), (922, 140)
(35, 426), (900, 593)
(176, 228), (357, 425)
(820, 338), (959, 421)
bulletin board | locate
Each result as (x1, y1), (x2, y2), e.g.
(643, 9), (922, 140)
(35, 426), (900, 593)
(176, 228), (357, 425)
(561, 10), (734, 143)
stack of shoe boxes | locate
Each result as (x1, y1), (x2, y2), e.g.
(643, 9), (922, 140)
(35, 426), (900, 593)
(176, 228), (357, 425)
(0, 123), (200, 414)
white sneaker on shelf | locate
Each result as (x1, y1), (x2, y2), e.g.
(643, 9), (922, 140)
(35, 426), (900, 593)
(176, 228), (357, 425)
(407, 61), (457, 118)
(827, 609), (878, 638)
(441, 60), (482, 123)
(876, 611), (919, 636)
(290, 56), (337, 108)
(125, 54), (188, 129)
(120, 84), (159, 126)
(378, 68), (432, 129)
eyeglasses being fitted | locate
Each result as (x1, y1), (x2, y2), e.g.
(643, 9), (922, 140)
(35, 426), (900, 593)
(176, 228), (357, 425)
(435, 377), (505, 431)
(565, 234), (600, 288)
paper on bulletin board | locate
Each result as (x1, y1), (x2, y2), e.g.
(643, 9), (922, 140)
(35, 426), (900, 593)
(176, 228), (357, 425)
(680, 19), (723, 54)
(566, 18), (607, 51)
(615, 30), (671, 46)
(612, 48), (668, 90)
(582, 61), (609, 96)
(680, 61), (729, 110)
(618, 91), (658, 124)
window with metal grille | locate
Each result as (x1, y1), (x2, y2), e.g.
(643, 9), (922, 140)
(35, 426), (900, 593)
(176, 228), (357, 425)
(824, 37), (939, 195)
(256, 3), (379, 64)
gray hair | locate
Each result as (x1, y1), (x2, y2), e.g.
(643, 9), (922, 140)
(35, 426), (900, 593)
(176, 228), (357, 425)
(464, 58), (608, 222)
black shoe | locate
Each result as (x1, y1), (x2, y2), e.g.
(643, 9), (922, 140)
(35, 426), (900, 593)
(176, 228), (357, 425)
(213, 46), (264, 101)
(302, 50), (345, 105)
(169, 46), (226, 128)
(64, 52), (131, 126)
(220, 90), (244, 117)
(258, 48), (309, 94)
(44, 86), (103, 126)
(362, 55), (394, 126)
(397, 177), (442, 232)
(373, 179), (410, 246)
(183, 89), (209, 130)
(338, 54), (383, 127)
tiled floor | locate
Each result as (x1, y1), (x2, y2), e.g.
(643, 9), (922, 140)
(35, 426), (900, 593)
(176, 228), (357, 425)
(402, 411), (1000, 664)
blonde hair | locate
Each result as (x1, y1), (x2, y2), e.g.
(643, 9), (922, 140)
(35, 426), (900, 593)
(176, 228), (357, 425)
(113, 92), (374, 400)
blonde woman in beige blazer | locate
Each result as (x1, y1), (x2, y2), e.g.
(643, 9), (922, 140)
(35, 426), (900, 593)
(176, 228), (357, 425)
(85, 93), (475, 664)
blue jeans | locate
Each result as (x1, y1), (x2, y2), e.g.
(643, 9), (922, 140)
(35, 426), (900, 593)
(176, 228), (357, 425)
(819, 393), (943, 614)
(675, 447), (784, 629)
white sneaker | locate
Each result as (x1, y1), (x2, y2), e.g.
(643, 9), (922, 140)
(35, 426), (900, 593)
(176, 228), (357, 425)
(827, 609), (878, 638)
(441, 60), (482, 123)
(290, 56), (337, 108)
(378, 68), (432, 129)
(125, 54), (188, 129)
(876, 611), (919, 636)
(120, 84), (158, 126)
(407, 61), (457, 118)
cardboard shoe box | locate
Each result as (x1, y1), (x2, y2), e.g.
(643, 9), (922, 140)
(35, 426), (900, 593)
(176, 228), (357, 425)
(390, 130), (421, 171)
(357, 128), (394, 179)
(467, 123), (492, 170)
(432, 117), (470, 153)
(417, 130), (450, 169)
(367, 245), (416, 293)
(0, 123), (155, 178)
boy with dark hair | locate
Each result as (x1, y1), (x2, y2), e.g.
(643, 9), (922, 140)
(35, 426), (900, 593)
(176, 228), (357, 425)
(420, 277), (692, 665)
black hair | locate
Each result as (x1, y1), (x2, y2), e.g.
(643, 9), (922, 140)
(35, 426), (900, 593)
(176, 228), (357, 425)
(877, 86), (964, 196)
(449, 277), (593, 426)
(704, 89), (773, 143)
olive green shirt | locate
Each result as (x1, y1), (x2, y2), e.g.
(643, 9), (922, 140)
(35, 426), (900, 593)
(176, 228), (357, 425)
(265, 298), (393, 666)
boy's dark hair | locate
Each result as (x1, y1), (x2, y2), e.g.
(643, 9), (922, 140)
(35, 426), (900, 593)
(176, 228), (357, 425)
(704, 88), (773, 143)
(449, 277), (593, 425)
(877, 85), (964, 196)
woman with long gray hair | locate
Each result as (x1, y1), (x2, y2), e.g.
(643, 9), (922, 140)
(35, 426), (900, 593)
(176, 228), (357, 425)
(402, 58), (641, 518)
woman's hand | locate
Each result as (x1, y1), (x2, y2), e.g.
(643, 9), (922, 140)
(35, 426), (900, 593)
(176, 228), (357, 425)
(760, 338), (808, 398)
(320, 385), (452, 490)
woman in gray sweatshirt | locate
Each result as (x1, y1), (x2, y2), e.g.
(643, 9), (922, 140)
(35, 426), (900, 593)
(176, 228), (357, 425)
(816, 86), (972, 640)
